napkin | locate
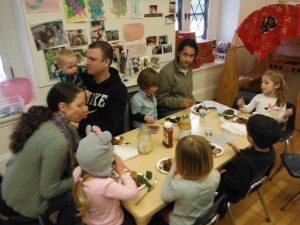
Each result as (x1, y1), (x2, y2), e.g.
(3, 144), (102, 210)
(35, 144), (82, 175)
(113, 145), (139, 161)
(220, 120), (247, 136)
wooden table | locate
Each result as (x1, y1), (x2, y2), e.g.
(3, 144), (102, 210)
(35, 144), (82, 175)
(121, 108), (250, 225)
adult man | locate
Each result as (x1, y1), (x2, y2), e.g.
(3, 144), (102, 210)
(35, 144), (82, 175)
(78, 41), (127, 137)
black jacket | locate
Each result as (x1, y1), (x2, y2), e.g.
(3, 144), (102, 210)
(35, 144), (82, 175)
(217, 146), (275, 202)
(78, 67), (127, 137)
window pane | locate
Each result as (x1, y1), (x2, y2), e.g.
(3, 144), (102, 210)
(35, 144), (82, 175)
(190, 15), (204, 39)
(0, 56), (7, 81)
(190, 0), (208, 39)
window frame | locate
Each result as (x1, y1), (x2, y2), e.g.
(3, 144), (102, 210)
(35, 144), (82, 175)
(176, 0), (219, 40)
(0, 15), (12, 81)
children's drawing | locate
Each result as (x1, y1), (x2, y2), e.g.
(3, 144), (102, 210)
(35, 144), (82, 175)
(110, 0), (128, 18)
(88, 0), (106, 21)
(23, 0), (60, 12)
(43, 47), (65, 80)
(129, 57), (141, 75)
(64, 0), (88, 23)
(106, 29), (119, 41)
(150, 56), (160, 71)
(131, 0), (142, 18)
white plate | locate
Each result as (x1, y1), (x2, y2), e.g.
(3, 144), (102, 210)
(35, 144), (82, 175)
(210, 143), (224, 157)
(156, 158), (172, 174)
(191, 104), (210, 114)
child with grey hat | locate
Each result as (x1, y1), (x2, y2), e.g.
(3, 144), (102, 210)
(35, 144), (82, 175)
(73, 128), (138, 225)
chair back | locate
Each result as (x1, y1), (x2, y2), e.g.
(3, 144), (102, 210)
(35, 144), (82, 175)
(279, 102), (296, 141)
(281, 153), (300, 178)
(193, 195), (226, 225)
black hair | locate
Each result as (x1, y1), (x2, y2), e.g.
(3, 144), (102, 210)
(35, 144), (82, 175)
(176, 38), (198, 62)
(246, 114), (281, 149)
(10, 83), (83, 153)
(137, 68), (161, 90)
(88, 41), (114, 66)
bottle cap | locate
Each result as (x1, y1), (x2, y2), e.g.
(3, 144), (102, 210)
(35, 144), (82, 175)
(164, 121), (173, 128)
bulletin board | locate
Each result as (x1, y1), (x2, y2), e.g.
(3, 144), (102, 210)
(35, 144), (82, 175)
(22, 0), (176, 88)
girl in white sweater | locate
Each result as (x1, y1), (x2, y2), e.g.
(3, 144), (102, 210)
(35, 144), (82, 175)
(237, 70), (293, 123)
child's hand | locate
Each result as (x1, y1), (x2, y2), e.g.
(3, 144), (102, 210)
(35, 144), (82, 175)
(85, 90), (92, 101)
(182, 98), (193, 108)
(227, 141), (240, 154)
(283, 108), (293, 119)
(219, 169), (227, 174)
(112, 155), (125, 176)
(144, 115), (155, 124)
(237, 97), (245, 108)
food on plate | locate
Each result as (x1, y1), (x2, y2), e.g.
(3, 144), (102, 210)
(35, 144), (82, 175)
(130, 171), (152, 188)
(166, 116), (181, 124)
(193, 104), (208, 113)
(222, 109), (235, 120)
(162, 158), (172, 172)
(209, 144), (223, 157)
(145, 170), (152, 180)
(234, 117), (248, 125)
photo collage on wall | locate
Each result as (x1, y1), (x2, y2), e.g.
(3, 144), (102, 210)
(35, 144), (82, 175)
(25, 0), (175, 80)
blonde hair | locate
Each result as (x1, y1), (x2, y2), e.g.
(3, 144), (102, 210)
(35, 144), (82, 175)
(73, 170), (93, 218)
(176, 135), (213, 180)
(263, 70), (287, 107)
(56, 49), (77, 66)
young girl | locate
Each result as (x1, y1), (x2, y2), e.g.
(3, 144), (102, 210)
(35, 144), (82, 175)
(237, 70), (293, 123)
(73, 129), (138, 225)
(130, 68), (161, 128)
(161, 135), (220, 225)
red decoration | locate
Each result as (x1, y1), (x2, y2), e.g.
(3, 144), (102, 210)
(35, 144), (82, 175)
(236, 4), (297, 61)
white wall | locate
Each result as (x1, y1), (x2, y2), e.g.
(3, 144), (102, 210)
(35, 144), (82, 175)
(216, 0), (240, 42)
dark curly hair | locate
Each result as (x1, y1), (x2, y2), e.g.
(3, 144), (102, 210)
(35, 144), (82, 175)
(10, 83), (83, 153)
(176, 38), (198, 62)
(246, 114), (281, 149)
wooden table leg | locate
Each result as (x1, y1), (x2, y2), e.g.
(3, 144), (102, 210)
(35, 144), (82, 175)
(295, 91), (300, 131)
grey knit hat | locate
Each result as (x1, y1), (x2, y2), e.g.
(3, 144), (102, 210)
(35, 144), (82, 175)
(76, 130), (113, 177)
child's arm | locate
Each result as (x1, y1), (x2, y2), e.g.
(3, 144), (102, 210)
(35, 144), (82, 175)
(239, 94), (258, 113)
(131, 95), (155, 124)
(283, 108), (293, 120)
(227, 141), (240, 154)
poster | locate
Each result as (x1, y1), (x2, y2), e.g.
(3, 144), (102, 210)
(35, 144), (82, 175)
(64, 0), (88, 23)
(88, 0), (105, 21)
(110, 0), (128, 18)
(24, 0), (60, 12)
(30, 20), (67, 51)
(43, 47), (65, 80)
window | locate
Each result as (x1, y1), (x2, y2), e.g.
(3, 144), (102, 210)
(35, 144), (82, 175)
(176, 0), (209, 40)
(0, 26), (12, 81)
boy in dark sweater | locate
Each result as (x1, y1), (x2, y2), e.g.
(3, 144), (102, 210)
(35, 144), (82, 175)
(217, 114), (281, 202)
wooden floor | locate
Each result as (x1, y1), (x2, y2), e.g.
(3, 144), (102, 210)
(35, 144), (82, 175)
(218, 130), (300, 225)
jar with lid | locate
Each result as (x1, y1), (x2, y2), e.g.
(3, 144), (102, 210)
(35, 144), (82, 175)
(163, 121), (173, 148)
(178, 114), (191, 139)
(137, 123), (151, 154)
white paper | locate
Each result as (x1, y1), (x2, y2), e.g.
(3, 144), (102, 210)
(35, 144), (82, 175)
(113, 145), (139, 161)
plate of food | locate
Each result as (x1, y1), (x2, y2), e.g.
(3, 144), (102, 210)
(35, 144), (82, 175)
(233, 116), (248, 125)
(129, 171), (152, 190)
(221, 109), (237, 120)
(266, 108), (285, 119)
(209, 143), (224, 157)
(156, 158), (172, 174)
(165, 116), (181, 126)
(191, 104), (209, 114)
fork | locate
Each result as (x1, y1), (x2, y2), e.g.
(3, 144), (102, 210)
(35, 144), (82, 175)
(135, 172), (160, 205)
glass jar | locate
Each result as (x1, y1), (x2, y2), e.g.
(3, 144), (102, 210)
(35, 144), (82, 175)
(137, 124), (151, 154)
(178, 114), (191, 139)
